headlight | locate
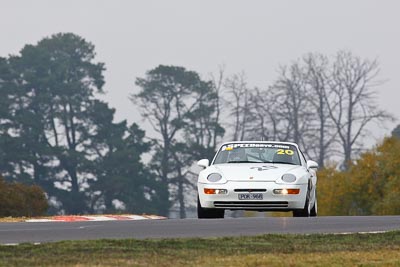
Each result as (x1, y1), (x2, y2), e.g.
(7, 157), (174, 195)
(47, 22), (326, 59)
(207, 173), (222, 182)
(281, 173), (296, 183)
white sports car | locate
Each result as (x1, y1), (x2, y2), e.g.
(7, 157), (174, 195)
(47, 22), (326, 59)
(197, 141), (318, 219)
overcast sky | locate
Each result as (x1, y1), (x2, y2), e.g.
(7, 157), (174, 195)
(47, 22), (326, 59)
(1, 0), (399, 143)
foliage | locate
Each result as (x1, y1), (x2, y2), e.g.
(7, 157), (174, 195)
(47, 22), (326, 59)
(317, 167), (349, 216)
(0, 175), (48, 217)
(318, 137), (400, 215)
(88, 122), (161, 214)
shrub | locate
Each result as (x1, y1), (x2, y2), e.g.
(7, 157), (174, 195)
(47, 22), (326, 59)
(0, 176), (48, 217)
(318, 137), (400, 215)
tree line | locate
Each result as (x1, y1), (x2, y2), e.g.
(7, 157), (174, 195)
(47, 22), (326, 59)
(0, 33), (159, 215)
(0, 33), (395, 217)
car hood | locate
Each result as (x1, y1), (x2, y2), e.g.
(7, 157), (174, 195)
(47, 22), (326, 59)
(210, 163), (301, 182)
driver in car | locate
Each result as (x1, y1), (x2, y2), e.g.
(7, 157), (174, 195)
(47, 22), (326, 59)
(228, 148), (248, 162)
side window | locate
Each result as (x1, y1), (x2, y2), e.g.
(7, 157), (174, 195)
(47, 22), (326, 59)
(214, 150), (228, 164)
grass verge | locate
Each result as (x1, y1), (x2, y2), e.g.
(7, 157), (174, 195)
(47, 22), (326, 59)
(1, 231), (400, 266)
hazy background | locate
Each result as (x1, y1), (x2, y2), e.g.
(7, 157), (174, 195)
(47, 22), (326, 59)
(2, 0), (399, 141)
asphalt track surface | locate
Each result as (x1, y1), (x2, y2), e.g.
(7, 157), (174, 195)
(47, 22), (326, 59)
(1, 216), (400, 244)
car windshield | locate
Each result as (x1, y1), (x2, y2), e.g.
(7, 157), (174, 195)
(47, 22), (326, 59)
(213, 143), (301, 165)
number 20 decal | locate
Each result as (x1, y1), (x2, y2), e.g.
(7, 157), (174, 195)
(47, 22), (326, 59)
(277, 149), (294, 155)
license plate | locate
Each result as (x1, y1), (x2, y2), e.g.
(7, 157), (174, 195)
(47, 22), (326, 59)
(238, 193), (263, 200)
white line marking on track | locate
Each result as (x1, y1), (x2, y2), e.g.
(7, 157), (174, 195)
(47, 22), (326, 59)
(333, 230), (388, 235)
(25, 214), (167, 223)
(358, 231), (389, 234)
(2, 242), (41, 246)
(25, 219), (55, 223)
(81, 216), (115, 221)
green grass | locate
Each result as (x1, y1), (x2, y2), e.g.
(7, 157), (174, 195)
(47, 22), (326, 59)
(1, 231), (400, 266)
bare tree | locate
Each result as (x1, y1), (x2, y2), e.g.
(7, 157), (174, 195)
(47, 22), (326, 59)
(270, 63), (314, 153)
(325, 51), (392, 169)
(209, 66), (226, 149)
(302, 53), (336, 167)
(224, 72), (252, 141)
(247, 87), (282, 141)
(217, 51), (391, 169)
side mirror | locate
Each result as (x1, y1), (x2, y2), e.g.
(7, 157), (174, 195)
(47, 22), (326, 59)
(197, 159), (209, 168)
(307, 160), (318, 170)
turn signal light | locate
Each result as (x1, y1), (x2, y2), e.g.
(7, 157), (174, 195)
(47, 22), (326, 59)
(204, 188), (227, 194)
(204, 188), (215, 194)
(273, 189), (300, 195)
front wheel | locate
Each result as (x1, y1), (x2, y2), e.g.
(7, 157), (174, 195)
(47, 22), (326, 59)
(310, 191), (317, 217)
(197, 196), (224, 219)
(293, 187), (311, 217)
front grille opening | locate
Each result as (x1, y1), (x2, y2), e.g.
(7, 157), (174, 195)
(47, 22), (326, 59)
(214, 201), (288, 209)
(234, 189), (267, 192)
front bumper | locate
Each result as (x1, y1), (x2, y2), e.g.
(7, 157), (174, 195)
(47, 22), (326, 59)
(198, 181), (308, 211)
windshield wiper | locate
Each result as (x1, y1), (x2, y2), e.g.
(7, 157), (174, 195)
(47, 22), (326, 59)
(227, 160), (261, 163)
(272, 161), (296, 165)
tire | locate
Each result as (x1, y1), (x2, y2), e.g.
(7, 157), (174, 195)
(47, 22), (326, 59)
(293, 186), (311, 217)
(310, 190), (318, 217)
(197, 196), (224, 219)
